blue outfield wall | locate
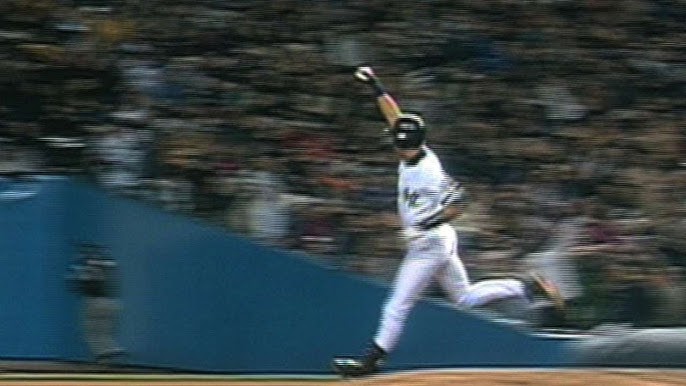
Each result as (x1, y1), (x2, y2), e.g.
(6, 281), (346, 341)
(0, 177), (574, 372)
(0, 177), (74, 359)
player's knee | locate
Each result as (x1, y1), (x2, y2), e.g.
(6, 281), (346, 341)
(382, 300), (415, 321)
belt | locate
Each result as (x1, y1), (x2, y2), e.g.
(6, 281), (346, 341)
(425, 221), (448, 230)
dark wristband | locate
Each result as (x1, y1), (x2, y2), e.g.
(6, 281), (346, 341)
(371, 79), (386, 97)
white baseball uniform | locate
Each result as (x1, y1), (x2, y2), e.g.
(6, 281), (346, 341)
(373, 146), (525, 352)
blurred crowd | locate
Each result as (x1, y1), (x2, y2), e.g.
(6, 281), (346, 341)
(0, 0), (684, 328)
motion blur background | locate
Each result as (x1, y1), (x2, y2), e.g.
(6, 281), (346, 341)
(1, 0), (684, 330)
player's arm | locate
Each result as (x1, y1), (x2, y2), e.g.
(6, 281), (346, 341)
(416, 179), (467, 230)
(354, 66), (402, 126)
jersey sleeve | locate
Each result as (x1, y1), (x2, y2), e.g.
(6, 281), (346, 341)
(438, 176), (465, 207)
(414, 170), (466, 229)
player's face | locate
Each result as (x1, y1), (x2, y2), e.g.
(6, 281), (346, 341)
(394, 147), (421, 161)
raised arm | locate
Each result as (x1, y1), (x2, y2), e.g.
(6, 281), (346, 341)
(354, 66), (402, 127)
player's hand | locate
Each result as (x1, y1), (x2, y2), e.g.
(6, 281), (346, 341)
(354, 66), (377, 84)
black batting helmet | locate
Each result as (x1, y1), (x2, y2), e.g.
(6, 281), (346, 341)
(392, 113), (426, 149)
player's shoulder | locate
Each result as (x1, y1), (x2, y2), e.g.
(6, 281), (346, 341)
(413, 147), (445, 181)
(422, 146), (439, 160)
(419, 146), (443, 169)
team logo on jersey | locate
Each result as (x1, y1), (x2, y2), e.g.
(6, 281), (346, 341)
(403, 188), (420, 207)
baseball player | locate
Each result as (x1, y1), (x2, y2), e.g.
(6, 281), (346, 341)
(331, 67), (564, 377)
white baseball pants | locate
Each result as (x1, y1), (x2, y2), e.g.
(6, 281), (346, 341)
(373, 225), (525, 352)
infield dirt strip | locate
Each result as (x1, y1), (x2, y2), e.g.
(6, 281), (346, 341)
(3, 371), (686, 386)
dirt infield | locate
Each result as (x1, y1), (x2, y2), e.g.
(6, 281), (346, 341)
(355, 371), (686, 386)
(2, 371), (686, 386)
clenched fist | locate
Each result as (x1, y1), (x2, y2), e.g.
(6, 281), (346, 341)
(354, 66), (377, 84)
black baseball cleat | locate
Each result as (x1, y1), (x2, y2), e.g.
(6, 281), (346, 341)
(524, 272), (566, 317)
(332, 343), (386, 378)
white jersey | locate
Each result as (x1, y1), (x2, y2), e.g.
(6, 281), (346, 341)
(377, 144), (520, 354)
(397, 146), (463, 231)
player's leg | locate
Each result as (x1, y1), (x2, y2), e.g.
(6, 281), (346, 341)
(373, 254), (442, 352)
(464, 273), (566, 326)
(457, 278), (527, 308)
(333, 249), (442, 377)
(436, 228), (527, 308)
(472, 295), (533, 321)
(435, 227), (472, 304)
(437, 247), (472, 304)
